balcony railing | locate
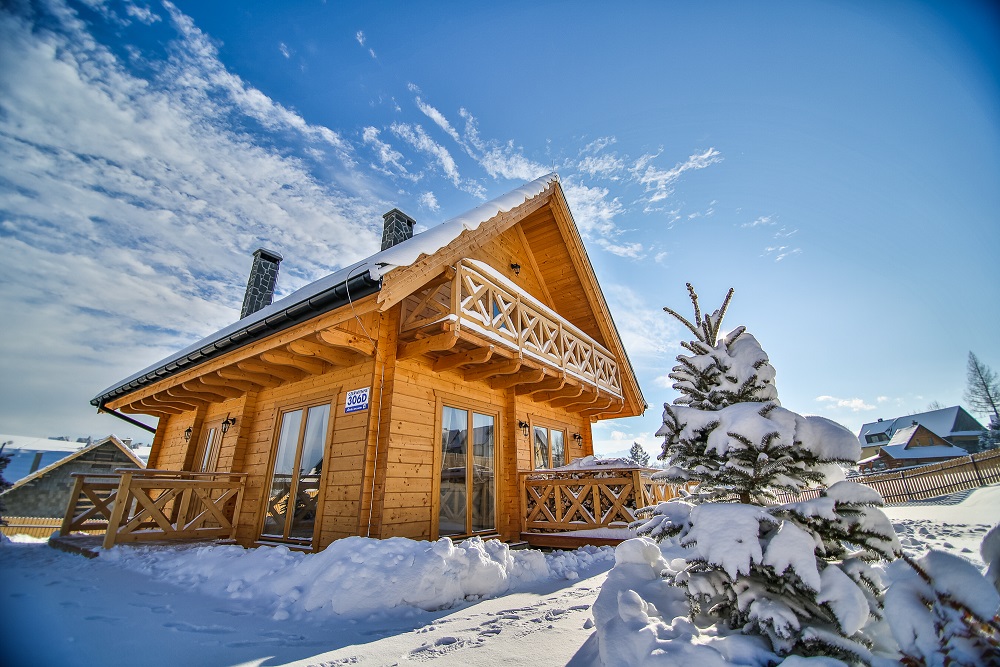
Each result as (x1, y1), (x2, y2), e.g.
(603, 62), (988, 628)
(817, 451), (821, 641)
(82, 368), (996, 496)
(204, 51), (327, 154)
(401, 260), (622, 397)
(519, 467), (680, 533)
(60, 469), (247, 549)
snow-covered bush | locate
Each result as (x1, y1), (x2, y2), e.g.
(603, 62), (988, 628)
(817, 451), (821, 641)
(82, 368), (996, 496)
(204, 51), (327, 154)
(599, 285), (902, 664)
(884, 550), (1000, 666)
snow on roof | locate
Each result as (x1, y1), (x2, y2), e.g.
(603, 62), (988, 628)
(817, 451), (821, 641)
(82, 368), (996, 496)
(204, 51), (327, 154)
(545, 455), (641, 471)
(0, 434), (85, 453)
(93, 173), (558, 404)
(858, 406), (983, 441)
(879, 443), (968, 461)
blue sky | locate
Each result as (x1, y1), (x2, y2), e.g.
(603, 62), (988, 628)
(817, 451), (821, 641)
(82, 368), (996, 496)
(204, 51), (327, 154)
(1, 0), (997, 456)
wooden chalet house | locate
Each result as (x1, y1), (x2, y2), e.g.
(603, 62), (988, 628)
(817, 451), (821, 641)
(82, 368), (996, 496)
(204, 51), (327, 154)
(79, 174), (647, 551)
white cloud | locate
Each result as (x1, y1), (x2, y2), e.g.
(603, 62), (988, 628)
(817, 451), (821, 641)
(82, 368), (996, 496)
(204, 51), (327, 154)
(774, 226), (798, 238)
(815, 396), (877, 412)
(653, 374), (674, 388)
(742, 215), (775, 228)
(413, 97), (465, 148)
(279, 42), (290, 59)
(632, 147), (722, 204)
(561, 180), (624, 238)
(390, 122), (466, 187)
(577, 153), (625, 177)
(596, 238), (644, 259)
(361, 126), (410, 176)
(877, 396), (889, 403)
(763, 245), (802, 262)
(603, 284), (678, 359)
(355, 30), (365, 45)
(125, 3), (161, 25)
(418, 191), (440, 211)
(579, 136), (616, 155)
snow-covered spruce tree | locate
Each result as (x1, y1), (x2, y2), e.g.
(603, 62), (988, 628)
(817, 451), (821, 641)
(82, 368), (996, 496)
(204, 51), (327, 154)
(629, 442), (650, 468)
(633, 285), (901, 664)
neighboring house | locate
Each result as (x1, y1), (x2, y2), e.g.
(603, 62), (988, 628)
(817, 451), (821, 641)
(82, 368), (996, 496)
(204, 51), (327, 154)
(857, 406), (985, 455)
(91, 174), (646, 551)
(0, 435), (144, 536)
(0, 435), (86, 484)
(857, 423), (969, 473)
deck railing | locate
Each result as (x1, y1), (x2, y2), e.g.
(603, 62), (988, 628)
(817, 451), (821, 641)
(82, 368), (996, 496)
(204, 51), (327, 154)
(520, 467), (681, 533)
(402, 260), (622, 396)
(60, 469), (247, 549)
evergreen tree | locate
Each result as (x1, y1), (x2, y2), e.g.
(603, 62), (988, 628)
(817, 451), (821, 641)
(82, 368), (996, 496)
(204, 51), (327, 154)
(628, 442), (649, 467)
(635, 285), (900, 664)
(980, 416), (1000, 453)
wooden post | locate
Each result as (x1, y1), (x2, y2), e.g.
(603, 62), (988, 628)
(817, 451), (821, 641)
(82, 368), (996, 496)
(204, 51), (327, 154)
(103, 471), (134, 550)
(899, 470), (913, 502)
(969, 455), (985, 487)
(60, 475), (87, 536)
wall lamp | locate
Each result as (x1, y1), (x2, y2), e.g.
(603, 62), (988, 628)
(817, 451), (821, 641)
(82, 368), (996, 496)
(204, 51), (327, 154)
(573, 433), (583, 442)
(221, 415), (238, 434)
(517, 420), (530, 438)
(183, 426), (193, 442)
(510, 263), (521, 276)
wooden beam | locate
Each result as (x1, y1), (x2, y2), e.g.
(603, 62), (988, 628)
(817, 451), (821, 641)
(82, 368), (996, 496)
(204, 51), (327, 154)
(397, 330), (459, 360)
(514, 224), (555, 308)
(237, 359), (307, 383)
(165, 386), (220, 405)
(432, 345), (494, 373)
(515, 375), (567, 396)
(200, 371), (261, 394)
(489, 367), (545, 390)
(259, 350), (328, 376)
(317, 328), (376, 357)
(121, 402), (178, 417)
(161, 388), (211, 408)
(550, 389), (600, 409)
(217, 367), (282, 389)
(289, 339), (360, 367)
(534, 383), (584, 403)
(139, 396), (196, 412)
(581, 400), (626, 420)
(182, 380), (243, 400)
(464, 359), (522, 383)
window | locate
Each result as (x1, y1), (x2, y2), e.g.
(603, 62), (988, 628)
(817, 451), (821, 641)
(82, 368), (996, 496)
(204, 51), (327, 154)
(533, 425), (565, 469)
(438, 405), (496, 537)
(261, 402), (330, 543)
(196, 425), (220, 472)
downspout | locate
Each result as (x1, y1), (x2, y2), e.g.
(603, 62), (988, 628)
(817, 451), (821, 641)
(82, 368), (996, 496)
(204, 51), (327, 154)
(97, 405), (157, 434)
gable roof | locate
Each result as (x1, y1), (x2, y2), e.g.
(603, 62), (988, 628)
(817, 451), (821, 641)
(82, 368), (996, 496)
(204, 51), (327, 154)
(92, 174), (644, 416)
(1, 435), (145, 496)
(858, 406), (984, 443)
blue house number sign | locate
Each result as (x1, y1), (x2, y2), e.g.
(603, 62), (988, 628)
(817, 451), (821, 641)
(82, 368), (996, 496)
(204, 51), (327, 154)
(345, 387), (370, 414)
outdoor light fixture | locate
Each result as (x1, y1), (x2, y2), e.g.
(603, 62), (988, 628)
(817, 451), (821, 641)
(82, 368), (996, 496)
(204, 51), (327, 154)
(221, 415), (237, 434)
(510, 263), (521, 276)
(573, 433), (583, 442)
(183, 426), (193, 442)
(517, 420), (530, 438)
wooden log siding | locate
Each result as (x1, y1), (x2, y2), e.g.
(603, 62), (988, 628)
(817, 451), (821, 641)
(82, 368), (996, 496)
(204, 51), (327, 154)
(401, 260), (622, 397)
(59, 469), (247, 548)
(519, 468), (681, 533)
(770, 448), (1000, 505)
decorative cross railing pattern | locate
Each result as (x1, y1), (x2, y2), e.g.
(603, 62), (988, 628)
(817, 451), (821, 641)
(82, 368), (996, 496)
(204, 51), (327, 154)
(60, 469), (247, 549)
(401, 260), (622, 396)
(520, 468), (680, 533)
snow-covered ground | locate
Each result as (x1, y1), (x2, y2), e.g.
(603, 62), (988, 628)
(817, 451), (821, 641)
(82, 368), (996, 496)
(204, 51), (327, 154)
(2, 485), (999, 666)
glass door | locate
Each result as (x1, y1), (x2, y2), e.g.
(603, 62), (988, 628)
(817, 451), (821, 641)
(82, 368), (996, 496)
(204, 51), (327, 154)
(438, 406), (496, 537)
(261, 403), (330, 542)
(195, 424), (220, 472)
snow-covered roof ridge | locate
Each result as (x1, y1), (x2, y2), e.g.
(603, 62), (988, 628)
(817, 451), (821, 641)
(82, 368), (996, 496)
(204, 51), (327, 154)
(370, 172), (558, 280)
(93, 174), (559, 405)
(858, 405), (983, 442)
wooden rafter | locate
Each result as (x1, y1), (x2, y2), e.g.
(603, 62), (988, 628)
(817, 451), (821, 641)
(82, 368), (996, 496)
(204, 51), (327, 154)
(550, 389), (600, 409)
(581, 400), (626, 420)
(217, 367), (282, 389)
(260, 350), (328, 375)
(164, 386), (219, 405)
(515, 375), (567, 396)
(237, 359), (307, 383)
(397, 330), (459, 360)
(288, 338), (359, 367)
(201, 371), (261, 393)
(160, 388), (210, 408)
(534, 383), (584, 403)
(139, 396), (196, 412)
(488, 367), (546, 390)
(464, 359), (522, 383)
(574, 395), (615, 414)
(432, 345), (495, 372)
(317, 327), (376, 357)
(182, 380), (243, 400)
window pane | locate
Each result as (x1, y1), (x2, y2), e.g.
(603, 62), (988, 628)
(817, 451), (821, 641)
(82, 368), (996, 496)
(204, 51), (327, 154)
(439, 407), (467, 536)
(534, 426), (549, 469)
(288, 404), (329, 539)
(471, 413), (495, 532)
(551, 430), (565, 468)
(262, 409), (302, 537)
(199, 427), (217, 472)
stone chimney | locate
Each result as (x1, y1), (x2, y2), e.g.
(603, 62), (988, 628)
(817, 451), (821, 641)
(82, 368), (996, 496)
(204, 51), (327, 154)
(381, 208), (416, 251)
(241, 248), (283, 319)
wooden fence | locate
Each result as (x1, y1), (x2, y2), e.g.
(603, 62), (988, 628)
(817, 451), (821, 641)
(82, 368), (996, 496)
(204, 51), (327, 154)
(771, 448), (1000, 505)
(60, 468), (247, 549)
(520, 468), (681, 532)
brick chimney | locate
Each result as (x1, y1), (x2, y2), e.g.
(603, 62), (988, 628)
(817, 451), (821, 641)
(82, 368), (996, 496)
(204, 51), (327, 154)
(381, 208), (416, 250)
(241, 248), (283, 319)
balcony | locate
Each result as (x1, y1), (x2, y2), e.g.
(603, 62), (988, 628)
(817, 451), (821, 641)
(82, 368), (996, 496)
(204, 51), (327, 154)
(397, 260), (624, 417)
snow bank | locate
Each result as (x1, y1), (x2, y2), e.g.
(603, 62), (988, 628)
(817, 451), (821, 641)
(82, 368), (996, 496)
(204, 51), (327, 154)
(547, 455), (639, 470)
(102, 536), (613, 620)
